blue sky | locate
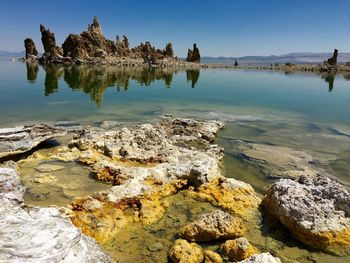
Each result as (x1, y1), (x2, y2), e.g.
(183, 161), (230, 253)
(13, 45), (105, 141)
(0, 0), (349, 56)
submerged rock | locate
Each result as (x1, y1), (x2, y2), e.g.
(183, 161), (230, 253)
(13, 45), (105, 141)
(35, 163), (65, 172)
(221, 237), (257, 261)
(263, 174), (350, 255)
(178, 210), (246, 242)
(0, 124), (66, 159)
(0, 163), (113, 262)
(203, 250), (223, 263)
(168, 239), (203, 263)
(232, 140), (321, 179)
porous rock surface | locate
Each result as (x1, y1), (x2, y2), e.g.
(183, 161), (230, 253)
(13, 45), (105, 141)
(178, 210), (246, 242)
(0, 124), (66, 159)
(168, 239), (203, 263)
(263, 174), (350, 255)
(221, 237), (257, 261)
(0, 163), (113, 262)
(58, 117), (227, 242)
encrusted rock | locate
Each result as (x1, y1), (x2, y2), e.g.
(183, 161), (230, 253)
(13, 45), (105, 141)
(327, 49), (338, 66)
(0, 164), (113, 262)
(168, 239), (203, 263)
(65, 118), (225, 242)
(203, 250), (223, 263)
(0, 124), (66, 159)
(263, 174), (350, 255)
(239, 253), (281, 263)
(221, 237), (257, 261)
(178, 210), (246, 242)
(186, 176), (261, 217)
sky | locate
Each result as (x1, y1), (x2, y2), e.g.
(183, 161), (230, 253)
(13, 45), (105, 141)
(0, 0), (349, 57)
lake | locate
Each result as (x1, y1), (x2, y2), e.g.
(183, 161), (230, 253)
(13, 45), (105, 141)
(1, 60), (350, 262)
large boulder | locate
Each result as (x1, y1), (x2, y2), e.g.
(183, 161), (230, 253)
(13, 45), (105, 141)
(263, 174), (350, 255)
(0, 163), (113, 262)
(178, 210), (246, 242)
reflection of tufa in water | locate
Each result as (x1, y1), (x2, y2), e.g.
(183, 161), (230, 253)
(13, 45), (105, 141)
(26, 65), (200, 105)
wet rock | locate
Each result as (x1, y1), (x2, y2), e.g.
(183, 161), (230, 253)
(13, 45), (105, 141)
(178, 210), (246, 242)
(168, 239), (203, 263)
(239, 253), (281, 263)
(186, 43), (201, 63)
(186, 176), (261, 217)
(0, 124), (66, 159)
(232, 140), (321, 179)
(35, 163), (65, 172)
(148, 241), (164, 252)
(64, 118), (225, 242)
(0, 164), (113, 262)
(99, 120), (120, 130)
(221, 237), (257, 261)
(203, 250), (223, 263)
(30, 173), (57, 184)
(263, 174), (350, 255)
(24, 38), (38, 60)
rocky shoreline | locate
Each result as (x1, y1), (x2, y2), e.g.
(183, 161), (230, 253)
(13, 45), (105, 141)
(0, 117), (349, 262)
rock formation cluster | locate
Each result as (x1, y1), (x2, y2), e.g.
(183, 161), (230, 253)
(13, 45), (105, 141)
(24, 16), (200, 66)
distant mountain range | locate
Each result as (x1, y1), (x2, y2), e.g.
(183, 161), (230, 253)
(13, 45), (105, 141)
(2, 50), (350, 65)
(201, 52), (350, 65)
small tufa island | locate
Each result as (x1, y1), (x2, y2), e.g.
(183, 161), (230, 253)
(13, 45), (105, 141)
(24, 16), (201, 67)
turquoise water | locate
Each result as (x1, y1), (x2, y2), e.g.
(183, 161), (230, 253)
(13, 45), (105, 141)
(0, 61), (349, 127)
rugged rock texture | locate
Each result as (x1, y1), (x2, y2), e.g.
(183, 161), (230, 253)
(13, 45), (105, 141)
(263, 174), (350, 255)
(178, 210), (246, 241)
(185, 176), (261, 217)
(203, 250), (223, 263)
(186, 43), (201, 63)
(24, 38), (38, 60)
(39, 24), (63, 62)
(29, 16), (197, 66)
(53, 117), (226, 242)
(168, 239), (203, 263)
(327, 49), (338, 66)
(232, 140), (322, 179)
(0, 124), (66, 159)
(221, 237), (257, 261)
(239, 253), (281, 263)
(0, 163), (113, 262)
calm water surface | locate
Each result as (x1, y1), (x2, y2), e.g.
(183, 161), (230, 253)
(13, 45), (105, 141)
(1, 60), (350, 262)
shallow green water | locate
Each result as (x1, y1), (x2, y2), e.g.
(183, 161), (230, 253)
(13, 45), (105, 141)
(1, 61), (350, 262)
